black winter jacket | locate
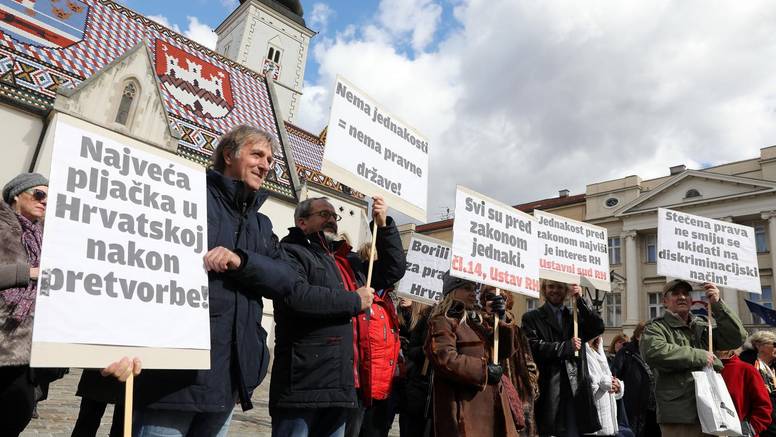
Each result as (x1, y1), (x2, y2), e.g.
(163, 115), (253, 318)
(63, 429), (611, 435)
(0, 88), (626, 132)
(611, 340), (656, 437)
(134, 169), (294, 412)
(270, 218), (405, 409)
(521, 298), (605, 436)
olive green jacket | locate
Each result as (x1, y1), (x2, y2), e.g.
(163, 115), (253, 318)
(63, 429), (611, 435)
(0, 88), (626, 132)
(640, 300), (747, 425)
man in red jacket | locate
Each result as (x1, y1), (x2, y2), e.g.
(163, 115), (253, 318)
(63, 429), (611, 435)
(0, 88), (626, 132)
(721, 350), (773, 436)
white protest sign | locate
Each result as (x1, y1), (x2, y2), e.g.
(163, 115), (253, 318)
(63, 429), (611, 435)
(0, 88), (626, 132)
(657, 208), (760, 294)
(31, 114), (210, 368)
(535, 210), (611, 291)
(451, 186), (540, 298)
(396, 234), (451, 305)
(322, 76), (429, 221)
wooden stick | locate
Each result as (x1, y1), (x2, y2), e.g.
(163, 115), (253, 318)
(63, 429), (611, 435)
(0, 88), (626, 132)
(708, 302), (714, 354)
(124, 372), (133, 437)
(365, 221), (378, 288)
(493, 288), (501, 364)
(421, 358), (429, 376)
(573, 296), (579, 358)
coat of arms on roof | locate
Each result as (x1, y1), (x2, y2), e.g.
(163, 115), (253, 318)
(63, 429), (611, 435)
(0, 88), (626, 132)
(154, 38), (234, 119)
(0, 0), (88, 48)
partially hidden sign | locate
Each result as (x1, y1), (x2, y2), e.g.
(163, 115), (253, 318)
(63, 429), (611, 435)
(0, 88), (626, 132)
(322, 76), (429, 221)
(30, 113), (210, 369)
(451, 186), (540, 298)
(395, 234), (450, 305)
(535, 210), (611, 291)
(657, 208), (760, 294)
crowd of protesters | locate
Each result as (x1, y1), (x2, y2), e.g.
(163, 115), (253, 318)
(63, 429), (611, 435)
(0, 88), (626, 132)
(3, 125), (776, 437)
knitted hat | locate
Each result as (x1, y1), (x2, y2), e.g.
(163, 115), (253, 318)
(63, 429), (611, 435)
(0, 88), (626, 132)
(441, 270), (476, 296)
(2, 172), (48, 204)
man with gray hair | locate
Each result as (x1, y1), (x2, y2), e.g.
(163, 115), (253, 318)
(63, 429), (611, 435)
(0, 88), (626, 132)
(270, 195), (405, 437)
(131, 124), (294, 436)
(641, 279), (747, 437)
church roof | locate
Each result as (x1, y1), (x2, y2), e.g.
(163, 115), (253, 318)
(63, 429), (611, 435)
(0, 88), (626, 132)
(0, 0), (296, 198)
(283, 121), (364, 199)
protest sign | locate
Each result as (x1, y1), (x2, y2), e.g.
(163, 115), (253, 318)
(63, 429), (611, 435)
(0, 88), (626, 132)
(30, 113), (209, 369)
(322, 76), (429, 221)
(534, 210), (611, 291)
(657, 208), (760, 294)
(396, 234), (451, 305)
(451, 186), (540, 298)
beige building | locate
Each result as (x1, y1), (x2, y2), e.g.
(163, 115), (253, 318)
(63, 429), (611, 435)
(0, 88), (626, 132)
(414, 148), (776, 338)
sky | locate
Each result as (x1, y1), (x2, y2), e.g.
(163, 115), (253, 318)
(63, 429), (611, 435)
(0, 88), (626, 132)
(121, 0), (776, 223)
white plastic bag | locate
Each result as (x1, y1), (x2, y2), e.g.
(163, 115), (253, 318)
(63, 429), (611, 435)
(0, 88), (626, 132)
(692, 366), (742, 436)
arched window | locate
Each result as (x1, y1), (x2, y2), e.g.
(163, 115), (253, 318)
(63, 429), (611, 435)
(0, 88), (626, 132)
(115, 81), (138, 125)
(685, 189), (701, 198)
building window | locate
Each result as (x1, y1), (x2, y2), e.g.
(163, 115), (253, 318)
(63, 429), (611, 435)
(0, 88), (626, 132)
(526, 297), (539, 312)
(648, 292), (664, 320)
(756, 224), (769, 253)
(645, 234), (657, 263)
(749, 286), (773, 324)
(604, 293), (621, 327)
(267, 45), (281, 64)
(685, 189), (701, 198)
(608, 237), (621, 265)
(115, 81), (138, 125)
(604, 197), (619, 208)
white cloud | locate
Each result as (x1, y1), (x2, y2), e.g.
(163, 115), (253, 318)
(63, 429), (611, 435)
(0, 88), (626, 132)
(377, 0), (442, 52)
(220, 0), (239, 10)
(296, 0), (776, 223)
(147, 14), (181, 33)
(309, 3), (334, 34)
(183, 16), (218, 50)
(149, 14), (218, 50)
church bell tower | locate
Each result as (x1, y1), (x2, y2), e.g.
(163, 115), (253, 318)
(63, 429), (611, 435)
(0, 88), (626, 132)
(215, 0), (315, 122)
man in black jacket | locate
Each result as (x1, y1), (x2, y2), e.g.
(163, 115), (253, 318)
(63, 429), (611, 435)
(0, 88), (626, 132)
(132, 125), (294, 437)
(521, 279), (605, 437)
(271, 196), (405, 437)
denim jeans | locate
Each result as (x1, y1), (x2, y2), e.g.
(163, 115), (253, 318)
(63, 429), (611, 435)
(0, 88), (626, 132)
(133, 407), (234, 437)
(270, 407), (350, 437)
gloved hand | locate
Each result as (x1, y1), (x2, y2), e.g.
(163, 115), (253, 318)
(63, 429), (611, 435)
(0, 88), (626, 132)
(486, 293), (506, 320)
(486, 363), (503, 385)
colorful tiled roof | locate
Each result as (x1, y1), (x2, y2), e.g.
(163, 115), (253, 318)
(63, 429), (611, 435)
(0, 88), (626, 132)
(0, 0), (295, 198)
(283, 121), (364, 199)
(285, 121), (324, 170)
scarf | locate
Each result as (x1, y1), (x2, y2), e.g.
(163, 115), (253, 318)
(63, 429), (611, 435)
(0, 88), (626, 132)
(1, 212), (42, 322)
(756, 359), (776, 394)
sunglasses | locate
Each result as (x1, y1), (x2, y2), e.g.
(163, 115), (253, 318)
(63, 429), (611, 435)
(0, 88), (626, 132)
(25, 189), (47, 202)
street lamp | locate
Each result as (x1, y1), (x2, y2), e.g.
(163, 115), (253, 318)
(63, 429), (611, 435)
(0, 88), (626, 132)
(585, 270), (626, 314)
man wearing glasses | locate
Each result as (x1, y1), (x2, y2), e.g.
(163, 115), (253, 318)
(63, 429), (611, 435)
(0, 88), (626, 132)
(640, 280), (747, 437)
(270, 196), (405, 437)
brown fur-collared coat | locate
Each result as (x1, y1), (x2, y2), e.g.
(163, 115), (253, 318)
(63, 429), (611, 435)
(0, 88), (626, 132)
(0, 200), (34, 366)
(425, 310), (520, 437)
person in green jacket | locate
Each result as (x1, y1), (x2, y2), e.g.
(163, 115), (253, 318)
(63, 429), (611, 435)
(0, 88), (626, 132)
(640, 279), (747, 437)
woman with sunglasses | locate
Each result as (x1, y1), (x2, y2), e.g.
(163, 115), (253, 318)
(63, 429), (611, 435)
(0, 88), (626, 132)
(740, 331), (776, 437)
(0, 172), (50, 436)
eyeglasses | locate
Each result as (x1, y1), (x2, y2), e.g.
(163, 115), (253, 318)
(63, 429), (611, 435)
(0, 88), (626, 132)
(305, 210), (342, 222)
(25, 189), (47, 202)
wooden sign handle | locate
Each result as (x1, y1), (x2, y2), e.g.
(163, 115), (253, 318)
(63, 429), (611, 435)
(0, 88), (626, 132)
(365, 221), (378, 288)
(124, 372), (133, 437)
(573, 296), (579, 358)
(707, 303), (714, 355)
(493, 288), (501, 364)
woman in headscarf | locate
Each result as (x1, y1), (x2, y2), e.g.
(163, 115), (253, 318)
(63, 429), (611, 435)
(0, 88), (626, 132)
(479, 286), (539, 436)
(0, 172), (49, 436)
(424, 272), (522, 436)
